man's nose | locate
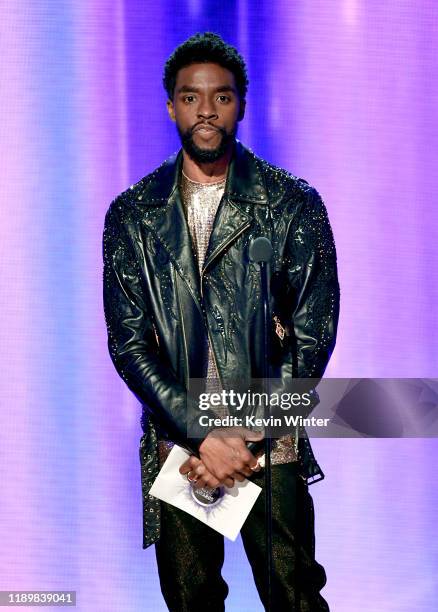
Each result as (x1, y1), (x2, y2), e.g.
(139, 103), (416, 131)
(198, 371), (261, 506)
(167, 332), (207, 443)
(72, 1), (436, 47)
(197, 101), (218, 120)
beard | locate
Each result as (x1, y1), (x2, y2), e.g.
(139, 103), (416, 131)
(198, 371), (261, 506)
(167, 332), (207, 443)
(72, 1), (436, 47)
(176, 123), (237, 163)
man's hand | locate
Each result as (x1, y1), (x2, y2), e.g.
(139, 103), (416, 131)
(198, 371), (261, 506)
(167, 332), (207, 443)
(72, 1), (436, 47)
(179, 455), (224, 489)
(179, 427), (263, 488)
(194, 427), (263, 487)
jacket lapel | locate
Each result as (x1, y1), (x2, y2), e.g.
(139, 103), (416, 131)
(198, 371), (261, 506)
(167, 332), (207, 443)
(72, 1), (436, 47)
(140, 152), (201, 307)
(203, 140), (268, 272)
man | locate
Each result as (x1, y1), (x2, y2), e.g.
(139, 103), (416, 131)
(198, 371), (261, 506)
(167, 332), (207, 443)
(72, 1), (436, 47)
(103, 32), (339, 611)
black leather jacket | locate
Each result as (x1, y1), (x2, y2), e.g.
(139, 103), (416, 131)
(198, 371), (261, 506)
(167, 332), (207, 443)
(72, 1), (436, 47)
(102, 140), (340, 548)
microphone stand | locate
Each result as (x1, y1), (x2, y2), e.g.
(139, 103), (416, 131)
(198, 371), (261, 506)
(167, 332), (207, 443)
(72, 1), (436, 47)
(249, 237), (274, 612)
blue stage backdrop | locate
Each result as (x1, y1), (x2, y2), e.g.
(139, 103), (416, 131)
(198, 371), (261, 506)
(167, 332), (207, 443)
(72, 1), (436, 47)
(1, 2), (437, 610)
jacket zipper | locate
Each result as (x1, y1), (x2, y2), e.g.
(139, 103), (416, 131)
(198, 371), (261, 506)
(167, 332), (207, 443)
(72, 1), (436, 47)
(202, 220), (251, 274)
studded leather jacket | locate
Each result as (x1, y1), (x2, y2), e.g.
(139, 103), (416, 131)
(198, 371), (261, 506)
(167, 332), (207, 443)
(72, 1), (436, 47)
(102, 140), (340, 548)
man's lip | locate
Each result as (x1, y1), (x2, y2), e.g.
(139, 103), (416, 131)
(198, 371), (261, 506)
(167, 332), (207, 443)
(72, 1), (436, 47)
(193, 124), (219, 132)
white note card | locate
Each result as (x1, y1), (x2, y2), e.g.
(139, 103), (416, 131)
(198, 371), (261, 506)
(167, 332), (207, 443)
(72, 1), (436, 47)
(149, 445), (262, 541)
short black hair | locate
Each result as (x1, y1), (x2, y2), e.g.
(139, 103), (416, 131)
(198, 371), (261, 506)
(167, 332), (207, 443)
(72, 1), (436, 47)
(163, 32), (249, 101)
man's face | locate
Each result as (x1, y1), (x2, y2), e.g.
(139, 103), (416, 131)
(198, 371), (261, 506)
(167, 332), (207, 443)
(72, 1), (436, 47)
(167, 62), (245, 163)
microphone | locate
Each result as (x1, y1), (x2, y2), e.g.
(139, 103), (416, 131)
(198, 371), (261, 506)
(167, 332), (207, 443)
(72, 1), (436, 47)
(250, 236), (275, 606)
(247, 236), (273, 458)
(249, 236), (273, 263)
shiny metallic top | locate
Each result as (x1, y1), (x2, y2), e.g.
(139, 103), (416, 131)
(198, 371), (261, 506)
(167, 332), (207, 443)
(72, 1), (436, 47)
(157, 169), (297, 467)
(180, 169), (226, 385)
(180, 169), (225, 274)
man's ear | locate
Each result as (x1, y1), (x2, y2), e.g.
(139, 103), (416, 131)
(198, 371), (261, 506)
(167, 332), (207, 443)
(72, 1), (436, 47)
(237, 99), (246, 122)
(166, 99), (176, 122)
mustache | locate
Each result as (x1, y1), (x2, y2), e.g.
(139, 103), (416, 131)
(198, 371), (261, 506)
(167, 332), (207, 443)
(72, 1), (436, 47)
(190, 123), (226, 135)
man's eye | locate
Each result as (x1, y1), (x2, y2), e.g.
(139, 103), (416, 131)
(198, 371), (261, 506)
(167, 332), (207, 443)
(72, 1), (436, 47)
(217, 95), (230, 103)
(183, 95), (195, 103)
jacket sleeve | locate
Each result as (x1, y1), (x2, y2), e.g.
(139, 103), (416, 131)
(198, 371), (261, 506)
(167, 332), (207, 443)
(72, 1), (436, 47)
(102, 201), (212, 454)
(274, 186), (340, 416)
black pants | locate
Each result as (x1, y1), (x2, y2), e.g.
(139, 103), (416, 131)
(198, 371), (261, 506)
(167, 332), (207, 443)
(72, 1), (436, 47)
(155, 462), (330, 611)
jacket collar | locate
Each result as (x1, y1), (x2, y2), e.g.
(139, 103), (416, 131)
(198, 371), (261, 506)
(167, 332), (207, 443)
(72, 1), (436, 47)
(138, 139), (268, 206)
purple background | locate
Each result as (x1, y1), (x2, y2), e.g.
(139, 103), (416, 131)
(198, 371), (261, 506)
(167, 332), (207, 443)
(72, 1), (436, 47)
(1, 1), (438, 610)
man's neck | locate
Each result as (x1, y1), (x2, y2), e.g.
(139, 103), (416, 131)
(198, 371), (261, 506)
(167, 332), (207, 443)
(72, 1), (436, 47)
(181, 145), (233, 184)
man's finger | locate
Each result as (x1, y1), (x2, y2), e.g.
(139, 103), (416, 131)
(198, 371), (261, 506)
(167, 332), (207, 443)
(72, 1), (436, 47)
(190, 464), (221, 489)
(178, 459), (192, 474)
(179, 456), (199, 474)
(237, 465), (258, 478)
(242, 428), (264, 442)
(225, 476), (236, 488)
(232, 446), (259, 469)
(193, 475), (220, 489)
(250, 461), (262, 472)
